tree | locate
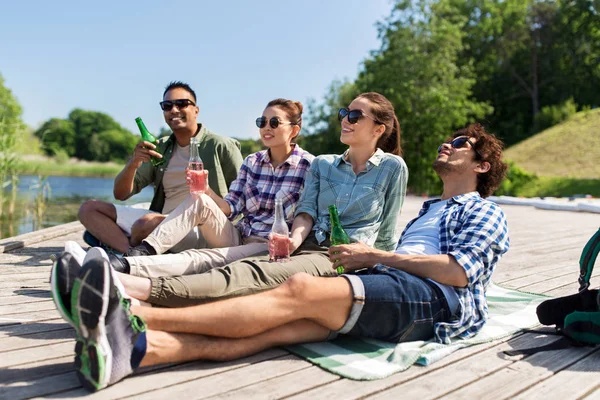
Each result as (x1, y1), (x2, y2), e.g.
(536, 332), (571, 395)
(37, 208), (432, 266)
(33, 118), (77, 156)
(0, 74), (23, 134)
(298, 80), (360, 156)
(66, 109), (140, 161)
(0, 74), (25, 219)
(359, 0), (492, 193)
(67, 109), (130, 161)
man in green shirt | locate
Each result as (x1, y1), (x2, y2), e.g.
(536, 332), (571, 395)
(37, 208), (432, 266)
(78, 81), (243, 254)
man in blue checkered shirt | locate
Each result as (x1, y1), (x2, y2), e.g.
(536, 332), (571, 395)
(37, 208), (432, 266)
(63, 123), (510, 384)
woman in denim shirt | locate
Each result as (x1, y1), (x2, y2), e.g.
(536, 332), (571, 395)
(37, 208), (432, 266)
(290, 91), (408, 253)
(111, 91), (409, 308)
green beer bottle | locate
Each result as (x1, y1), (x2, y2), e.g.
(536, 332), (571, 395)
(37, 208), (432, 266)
(329, 204), (350, 275)
(135, 117), (164, 167)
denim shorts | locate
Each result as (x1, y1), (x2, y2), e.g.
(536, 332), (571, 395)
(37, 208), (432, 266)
(333, 265), (456, 343)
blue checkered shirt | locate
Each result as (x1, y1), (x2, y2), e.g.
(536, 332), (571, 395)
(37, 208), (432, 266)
(295, 149), (408, 251)
(397, 192), (510, 343)
(224, 145), (314, 238)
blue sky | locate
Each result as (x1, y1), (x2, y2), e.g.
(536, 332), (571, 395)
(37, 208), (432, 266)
(0, 0), (392, 140)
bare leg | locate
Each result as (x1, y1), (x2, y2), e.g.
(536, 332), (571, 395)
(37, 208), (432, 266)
(141, 319), (329, 367)
(130, 214), (166, 246)
(133, 273), (353, 338)
(78, 200), (130, 253)
(117, 272), (152, 301)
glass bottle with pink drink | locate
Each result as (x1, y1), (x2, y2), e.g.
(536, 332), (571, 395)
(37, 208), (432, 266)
(269, 198), (290, 262)
(188, 136), (208, 194)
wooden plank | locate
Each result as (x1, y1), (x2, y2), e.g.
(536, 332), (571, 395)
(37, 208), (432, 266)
(512, 349), (600, 399)
(43, 349), (290, 399)
(0, 309), (61, 327)
(0, 297), (50, 306)
(207, 366), (339, 399)
(583, 387), (600, 400)
(288, 332), (543, 400)
(0, 278), (49, 290)
(0, 341), (74, 368)
(132, 355), (312, 400)
(0, 355), (74, 385)
(0, 318), (69, 338)
(0, 369), (80, 400)
(437, 347), (597, 399)
(0, 328), (74, 352)
(361, 335), (573, 400)
(0, 299), (56, 316)
(0, 221), (83, 253)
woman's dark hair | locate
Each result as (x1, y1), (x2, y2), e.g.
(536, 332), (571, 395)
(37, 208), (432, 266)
(266, 99), (303, 129)
(355, 92), (402, 156)
(266, 99), (303, 141)
(451, 123), (509, 198)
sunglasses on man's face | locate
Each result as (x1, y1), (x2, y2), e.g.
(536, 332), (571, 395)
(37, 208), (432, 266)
(438, 136), (482, 159)
(159, 99), (196, 112)
(255, 116), (294, 129)
(337, 108), (381, 125)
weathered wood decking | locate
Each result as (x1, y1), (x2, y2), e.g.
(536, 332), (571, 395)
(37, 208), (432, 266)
(0, 196), (599, 399)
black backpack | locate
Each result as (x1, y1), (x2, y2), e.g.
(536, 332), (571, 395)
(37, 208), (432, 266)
(505, 228), (600, 356)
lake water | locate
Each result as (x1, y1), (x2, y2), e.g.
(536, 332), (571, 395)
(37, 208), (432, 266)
(0, 175), (154, 239)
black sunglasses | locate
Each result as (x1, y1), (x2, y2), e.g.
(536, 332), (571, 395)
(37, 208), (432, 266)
(159, 99), (196, 112)
(255, 116), (294, 129)
(438, 136), (483, 159)
(338, 108), (382, 125)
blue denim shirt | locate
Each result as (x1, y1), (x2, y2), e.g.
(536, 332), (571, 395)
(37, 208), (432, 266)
(295, 149), (408, 251)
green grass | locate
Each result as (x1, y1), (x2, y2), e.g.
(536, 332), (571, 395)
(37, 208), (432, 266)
(512, 176), (600, 198)
(504, 109), (600, 179)
(20, 159), (123, 178)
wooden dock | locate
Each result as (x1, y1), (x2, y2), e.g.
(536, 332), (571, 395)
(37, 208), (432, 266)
(1, 196), (599, 399)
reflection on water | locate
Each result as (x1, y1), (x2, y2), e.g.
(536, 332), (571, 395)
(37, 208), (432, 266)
(0, 175), (154, 239)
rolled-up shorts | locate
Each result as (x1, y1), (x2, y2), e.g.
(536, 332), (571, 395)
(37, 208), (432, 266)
(334, 265), (458, 343)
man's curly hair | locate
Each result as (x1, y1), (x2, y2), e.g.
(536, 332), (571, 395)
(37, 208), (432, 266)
(449, 123), (508, 198)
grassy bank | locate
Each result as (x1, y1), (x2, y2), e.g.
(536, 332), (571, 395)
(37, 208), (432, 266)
(505, 109), (600, 179)
(19, 157), (123, 178)
(511, 176), (600, 198)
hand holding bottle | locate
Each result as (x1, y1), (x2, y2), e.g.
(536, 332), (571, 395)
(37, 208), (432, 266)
(328, 241), (374, 272)
(130, 141), (162, 169)
(329, 204), (350, 274)
(269, 198), (290, 262)
(135, 117), (164, 167)
(188, 136), (208, 194)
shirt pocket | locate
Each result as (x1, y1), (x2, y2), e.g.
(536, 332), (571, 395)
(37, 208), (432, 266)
(275, 190), (300, 222)
(349, 186), (385, 221)
(244, 185), (261, 214)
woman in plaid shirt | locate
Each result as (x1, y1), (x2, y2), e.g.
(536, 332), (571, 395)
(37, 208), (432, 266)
(109, 98), (314, 277)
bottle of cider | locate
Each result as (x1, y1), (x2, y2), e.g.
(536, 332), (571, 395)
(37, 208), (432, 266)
(188, 136), (207, 194)
(269, 198), (290, 262)
(135, 117), (164, 167)
(329, 204), (350, 274)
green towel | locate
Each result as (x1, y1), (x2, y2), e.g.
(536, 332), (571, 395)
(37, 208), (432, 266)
(286, 284), (547, 380)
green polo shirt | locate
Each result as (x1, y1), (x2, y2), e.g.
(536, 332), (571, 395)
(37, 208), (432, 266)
(128, 123), (243, 213)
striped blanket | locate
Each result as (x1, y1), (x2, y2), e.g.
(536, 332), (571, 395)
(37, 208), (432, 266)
(286, 284), (547, 380)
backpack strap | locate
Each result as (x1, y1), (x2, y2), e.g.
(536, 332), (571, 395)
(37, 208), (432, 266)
(579, 228), (600, 292)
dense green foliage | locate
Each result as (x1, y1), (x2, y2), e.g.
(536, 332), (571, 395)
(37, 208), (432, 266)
(34, 109), (139, 163)
(300, 0), (599, 194)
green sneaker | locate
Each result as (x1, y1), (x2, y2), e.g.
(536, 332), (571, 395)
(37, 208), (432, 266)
(72, 256), (146, 391)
